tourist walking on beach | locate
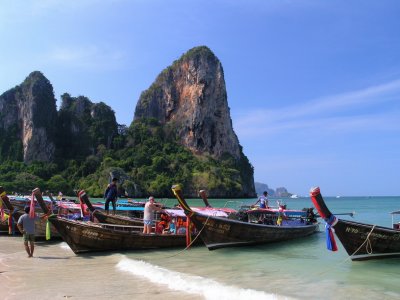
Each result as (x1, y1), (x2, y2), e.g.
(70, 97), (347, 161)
(17, 206), (39, 258)
(254, 191), (269, 208)
(143, 196), (163, 234)
(104, 177), (118, 215)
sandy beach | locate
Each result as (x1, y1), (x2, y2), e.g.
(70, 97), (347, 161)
(3, 197), (400, 300)
(0, 236), (202, 300)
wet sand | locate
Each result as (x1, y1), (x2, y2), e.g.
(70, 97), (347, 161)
(0, 236), (202, 300)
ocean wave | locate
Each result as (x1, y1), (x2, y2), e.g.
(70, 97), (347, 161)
(116, 256), (293, 300)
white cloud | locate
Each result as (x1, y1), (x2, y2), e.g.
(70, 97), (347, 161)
(233, 78), (400, 139)
(45, 45), (126, 70)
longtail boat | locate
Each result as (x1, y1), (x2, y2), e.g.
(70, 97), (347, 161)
(0, 189), (9, 232)
(77, 190), (144, 226)
(33, 188), (200, 254)
(310, 186), (400, 261)
(172, 185), (319, 250)
(0, 186), (59, 238)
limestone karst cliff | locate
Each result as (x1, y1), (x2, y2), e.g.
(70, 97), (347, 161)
(0, 71), (57, 163)
(55, 93), (118, 160)
(134, 46), (255, 196)
(0, 46), (256, 197)
(135, 46), (241, 159)
(0, 73), (118, 164)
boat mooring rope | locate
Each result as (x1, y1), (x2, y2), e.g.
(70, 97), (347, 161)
(136, 213), (212, 261)
(157, 213), (212, 259)
(349, 225), (376, 258)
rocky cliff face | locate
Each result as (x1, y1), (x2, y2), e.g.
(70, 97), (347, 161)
(134, 46), (255, 196)
(0, 73), (118, 164)
(0, 71), (57, 163)
(135, 46), (241, 159)
(275, 187), (291, 197)
(55, 93), (118, 159)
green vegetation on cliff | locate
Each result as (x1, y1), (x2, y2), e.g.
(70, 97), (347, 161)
(0, 124), (23, 161)
(0, 118), (253, 198)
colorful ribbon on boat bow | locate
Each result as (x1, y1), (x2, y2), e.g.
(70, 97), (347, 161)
(46, 219), (51, 240)
(8, 211), (12, 234)
(325, 214), (338, 251)
(8, 210), (15, 235)
(0, 198), (4, 222)
(29, 192), (36, 219)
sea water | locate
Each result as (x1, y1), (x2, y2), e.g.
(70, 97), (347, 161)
(2, 196), (400, 299)
(116, 196), (400, 300)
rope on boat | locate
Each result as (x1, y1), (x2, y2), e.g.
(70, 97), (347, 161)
(349, 225), (376, 258)
(145, 214), (212, 260)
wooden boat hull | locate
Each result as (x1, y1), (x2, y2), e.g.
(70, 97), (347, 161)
(330, 219), (400, 261)
(0, 212), (59, 238)
(0, 219), (8, 233)
(170, 185), (319, 250)
(189, 212), (319, 250)
(77, 190), (144, 226)
(12, 210), (60, 238)
(48, 216), (194, 254)
(91, 210), (143, 226)
(0, 187), (59, 238)
(310, 186), (400, 261)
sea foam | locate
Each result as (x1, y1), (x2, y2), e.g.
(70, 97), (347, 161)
(116, 256), (293, 300)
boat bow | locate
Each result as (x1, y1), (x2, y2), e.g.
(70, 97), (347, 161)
(0, 186), (14, 211)
(171, 185), (193, 216)
(310, 186), (338, 251)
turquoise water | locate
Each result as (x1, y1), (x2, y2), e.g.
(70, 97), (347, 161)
(4, 196), (400, 299)
(114, 195), (400, 299)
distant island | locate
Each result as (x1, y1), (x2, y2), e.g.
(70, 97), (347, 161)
(0, 46), (255, 198)
(254, 182), (294, 197)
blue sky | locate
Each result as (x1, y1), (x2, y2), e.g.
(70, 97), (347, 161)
(1, 0), (399, 196)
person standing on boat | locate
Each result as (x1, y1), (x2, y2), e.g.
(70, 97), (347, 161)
(104, 177), (118, 215)
(57, 192), (63, 201)
(143, 196), (163, 234)
(17, 206), (39, 258)
(254, 191), (269, 208)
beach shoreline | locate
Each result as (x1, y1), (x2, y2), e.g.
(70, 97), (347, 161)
(0, 236), (203, 300)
